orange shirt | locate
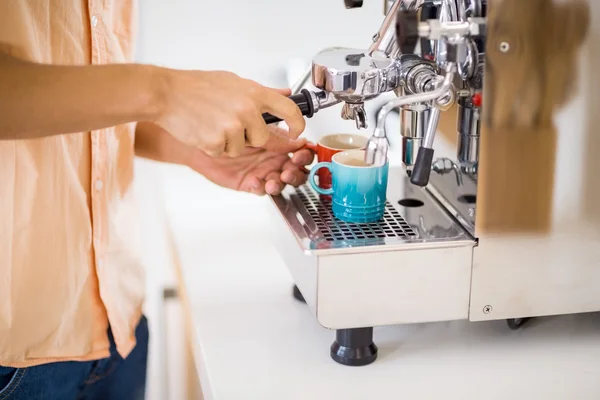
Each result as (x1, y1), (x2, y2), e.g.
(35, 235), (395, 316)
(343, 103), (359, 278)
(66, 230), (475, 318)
(0, 1), (145, 367)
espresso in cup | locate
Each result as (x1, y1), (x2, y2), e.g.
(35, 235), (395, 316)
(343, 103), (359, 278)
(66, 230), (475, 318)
(305, 134), (368, 190)
(309, 150), (389, 224)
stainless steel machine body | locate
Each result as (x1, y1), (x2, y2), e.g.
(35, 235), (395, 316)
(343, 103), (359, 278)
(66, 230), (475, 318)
(268, 0), (600, 365)
(269, 169), (475, 330)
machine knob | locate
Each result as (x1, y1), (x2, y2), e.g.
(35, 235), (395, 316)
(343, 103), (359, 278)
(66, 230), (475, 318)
(344, 0), (363, 8)
(396, 10), (420, 54)
(471, 92), (482, 107)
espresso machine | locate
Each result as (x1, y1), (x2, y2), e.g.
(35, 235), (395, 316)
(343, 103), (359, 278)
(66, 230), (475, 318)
(268, 0), (599, 366)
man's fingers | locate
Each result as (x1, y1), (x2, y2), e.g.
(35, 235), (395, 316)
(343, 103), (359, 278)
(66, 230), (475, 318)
(244, 112), (270, 148)
(269, 87), (292, 97)
(205, 148), (225, 158)
(266, 124), (292, 139)
(282, 159), (308, 185)
(224, 131), (245, 157)
(281, 168), (307, 187)
(260, 126), (307, 153)
(266, 180), (284, 195)
(291, 148), (314, 166)
(264, 171), (284, 195)
(264, 136), (307, 154)
(259, 88), (306, 138)
(247, 176), (266, 196)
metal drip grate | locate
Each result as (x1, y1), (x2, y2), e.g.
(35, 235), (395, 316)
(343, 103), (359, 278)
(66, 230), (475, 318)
(296, 186), (417, 242)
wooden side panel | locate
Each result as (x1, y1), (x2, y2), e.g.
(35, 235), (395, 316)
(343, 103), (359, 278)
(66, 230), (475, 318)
(476, 0), (590, 234)
(438, 104), (459, 147)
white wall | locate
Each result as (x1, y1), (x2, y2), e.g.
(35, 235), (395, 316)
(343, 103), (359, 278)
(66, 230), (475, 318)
(136, 0), (386, 82)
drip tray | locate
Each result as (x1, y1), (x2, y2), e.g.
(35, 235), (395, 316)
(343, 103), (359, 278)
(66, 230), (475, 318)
(298, 187), (416, 242)
(269, 167), (476, 255)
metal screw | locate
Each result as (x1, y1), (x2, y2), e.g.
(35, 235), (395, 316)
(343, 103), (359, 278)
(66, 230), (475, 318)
(499, 42), (510, 53)
(483, 305), (493, 314)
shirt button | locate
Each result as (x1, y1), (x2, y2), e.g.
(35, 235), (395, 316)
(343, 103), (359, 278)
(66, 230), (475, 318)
(91, 15), (99, 27)
(95, 179), (104, 191)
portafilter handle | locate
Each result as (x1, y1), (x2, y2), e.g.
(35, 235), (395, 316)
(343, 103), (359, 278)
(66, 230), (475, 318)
(262, 89), (316, 125)
(262, 89), (340, 125)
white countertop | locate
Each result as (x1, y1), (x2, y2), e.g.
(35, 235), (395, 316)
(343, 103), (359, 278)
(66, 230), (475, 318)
(156, 162), (600, 400)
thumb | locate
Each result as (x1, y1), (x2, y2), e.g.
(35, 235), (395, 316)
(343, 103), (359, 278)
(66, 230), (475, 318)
(262, 125), (307, 153)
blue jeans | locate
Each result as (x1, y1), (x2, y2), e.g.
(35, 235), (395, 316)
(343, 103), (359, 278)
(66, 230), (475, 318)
(0, 315), (149, 400)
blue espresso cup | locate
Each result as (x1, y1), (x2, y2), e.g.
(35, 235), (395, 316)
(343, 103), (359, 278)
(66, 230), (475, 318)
(309, 150), (389, 223)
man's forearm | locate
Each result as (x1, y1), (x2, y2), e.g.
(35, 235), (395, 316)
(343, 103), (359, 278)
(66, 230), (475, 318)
(134, 121), (194, 166)
(0, 52), (166, 139)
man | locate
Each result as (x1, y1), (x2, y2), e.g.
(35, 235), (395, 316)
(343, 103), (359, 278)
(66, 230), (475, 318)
(0, 2), (313, 399)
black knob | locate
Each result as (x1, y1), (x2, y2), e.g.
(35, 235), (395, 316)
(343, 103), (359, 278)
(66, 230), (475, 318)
(344, 0), (363, 8)
(410, 147), (434, 187)
(396, 10), (420, 54)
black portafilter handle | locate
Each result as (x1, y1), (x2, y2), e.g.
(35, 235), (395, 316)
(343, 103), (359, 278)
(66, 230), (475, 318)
(262, 89), (315, 125)
(410, 147), (435, 187)
(396, 9), (420, 55)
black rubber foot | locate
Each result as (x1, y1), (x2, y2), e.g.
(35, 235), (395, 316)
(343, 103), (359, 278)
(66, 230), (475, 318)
(292, 285), (306, 303)
(330, 327), (378, 366)
(507, 318), (531, 330)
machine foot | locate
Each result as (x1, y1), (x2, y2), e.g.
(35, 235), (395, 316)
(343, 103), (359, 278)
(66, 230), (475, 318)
(330, 327), (378, 366)
(292, 285), (306, 303)
(507, 318), (531, 330)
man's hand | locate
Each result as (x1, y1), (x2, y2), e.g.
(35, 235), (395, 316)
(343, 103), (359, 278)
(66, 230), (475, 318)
(156, 71), (306, 158)
(134, 122), (314, 196)
(188, 125), (314, 195)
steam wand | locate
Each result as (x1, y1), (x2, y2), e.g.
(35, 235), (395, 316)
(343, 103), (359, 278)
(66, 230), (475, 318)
(364, 62), (456, 177)
(365, 6), (485, 186)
